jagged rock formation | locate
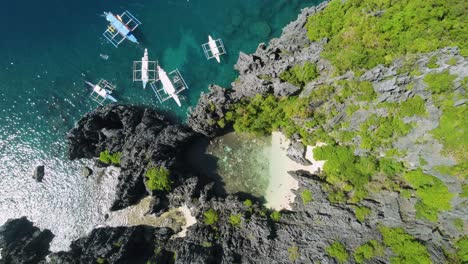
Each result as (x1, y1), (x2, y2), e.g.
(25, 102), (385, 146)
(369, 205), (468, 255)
(48, 226), (175, 264)
(0, 217), (53, 264)
(67, 104), (194, 210)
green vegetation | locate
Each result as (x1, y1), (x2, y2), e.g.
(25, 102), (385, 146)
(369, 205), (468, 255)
(379, 226), (431, 264)
(313, 145), (388, 202)
(288, 245), (300, 262)
(326, 241), (349, 263)
(354, 206), (371, 223)
(301, 190), (313, 205)
(99, 150), (121, 165)
(229, 94), (312, 136)
(201, 241), (213, 248)
(359, 114), (413, 151)
(203, 209), (219, 226)
(306, 0), (467, 73)
(279, 62), (318, 88)
(353, 240), (384, 264)
(453, 218), (464, 232)
(96, 258), (105, 264)
(431, 97), (467, 165)
(462, 185), (468, 198)
(424, 71), (457, 94)
(243, 199), (253, 207)
(456, 237), (468, 263)
(229, 214), (242, 227)
(446, 57), (458, 66)
(427, 56), (439, 69)
(399, 96), (427, 117)
(270, 211), (282, 222)
(145, 167), (172, 192)
(404, 169), (453, 222)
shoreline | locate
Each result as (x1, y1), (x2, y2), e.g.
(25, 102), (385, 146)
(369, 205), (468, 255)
(265, 132), (325, 210)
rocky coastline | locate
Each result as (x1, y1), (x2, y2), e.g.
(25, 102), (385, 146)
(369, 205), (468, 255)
(1, 1), (466, 263)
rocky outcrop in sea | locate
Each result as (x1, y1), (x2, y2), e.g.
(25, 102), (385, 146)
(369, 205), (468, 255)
(67, 104), (194, 211)
(0, 217), (53, 264)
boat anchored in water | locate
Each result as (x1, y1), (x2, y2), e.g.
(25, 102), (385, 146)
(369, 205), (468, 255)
(86, 79), (117, 105)
(202, 35), (226, 63)
(102, 11), (142, 48)
(133, 49), (156, 89)
(150, 64), (188, 107)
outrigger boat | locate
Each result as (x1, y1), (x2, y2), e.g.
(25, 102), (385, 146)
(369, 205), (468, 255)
(150, 64), (188, 107)
(133, 48), (156, 89)
(86, 80), (117, 105)
(102, 11), (142, 48)
(202, 35), (226, 63)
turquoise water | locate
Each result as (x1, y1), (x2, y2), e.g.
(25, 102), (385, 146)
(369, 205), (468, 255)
(0, 0), (321, 251)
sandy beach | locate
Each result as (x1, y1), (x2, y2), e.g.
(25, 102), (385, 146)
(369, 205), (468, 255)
(174, 204), (197, 238)
(106, 197), (196, 238)
(265, 132), (326, 211)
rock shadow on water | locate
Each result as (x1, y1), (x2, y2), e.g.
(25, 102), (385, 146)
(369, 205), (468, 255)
(182, 132), (270, 202)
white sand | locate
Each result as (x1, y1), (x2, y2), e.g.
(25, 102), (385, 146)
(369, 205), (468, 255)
(106, 198), (197, 238)
(174, 204), (197, 238)
(265, 132), (326, 211)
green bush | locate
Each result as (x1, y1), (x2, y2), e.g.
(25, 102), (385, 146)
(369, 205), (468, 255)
(313, 145), (378, 201)
(229, 214), (242, 227)
(270, 211), (282, 222)
(301, 190), (313, 205)
(424, 71), (457, 94)
(279, 62), (318, 88)
(288, 245), (300, 262)
(431, 96), (467, 164)
(243, 199), (253, 207)
(379, 226), (431, 264)
(230, 94), (312, 136)
(306, 0), (467, 73)
(145, 167), (172, 191)
(456, 237), (468, 263)
(399, 96), (427, 117)
(454, 218), (464, 232)
(353, 240), (384, 264)
(99, 150), (121, 165)
(462, 185), (468, 198)
(378, 158), (404, 178)
(326, 241), (349, 263)
(354, 206), (371, 223)
(427, 56), (439, 69)
(446, 57), (457, 66)
(404, 169), (454, 222)
(203, 209), (219, 226)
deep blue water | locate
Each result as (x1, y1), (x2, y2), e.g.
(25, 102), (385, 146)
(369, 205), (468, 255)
(0, 0), (321, 251)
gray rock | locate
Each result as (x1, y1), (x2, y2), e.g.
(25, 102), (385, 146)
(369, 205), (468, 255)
(0, 217), (54, 264)
(287, 141), (312, 165)
(33, 165), (45, 182)
(273, 81), (301, 97)
(454, 99), (466, 106)
(82, 166), (93, 177)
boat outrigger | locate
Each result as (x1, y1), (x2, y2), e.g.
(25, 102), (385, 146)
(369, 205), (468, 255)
(133, 49), (156, 89)
(202, 35), (226, 63)
(102, 11), (142, 48)
(149, 65), (188, 107)
(86, 79), (117, 105)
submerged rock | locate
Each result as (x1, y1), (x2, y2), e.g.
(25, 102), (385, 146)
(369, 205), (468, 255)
(0, 217), (54, 264)
(33, 165), (45, 182)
